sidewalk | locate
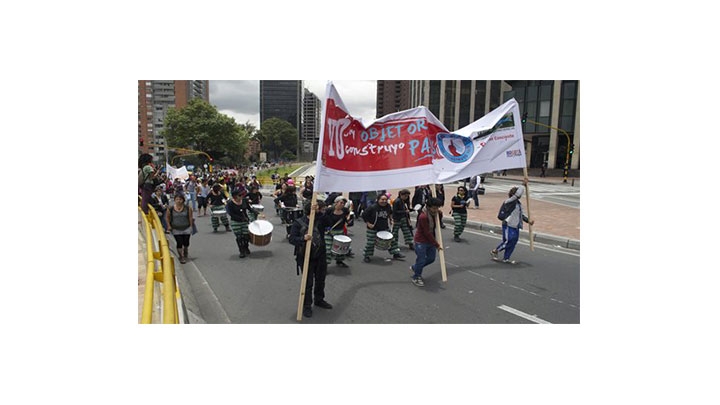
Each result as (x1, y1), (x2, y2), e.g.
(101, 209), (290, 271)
(384, 172), (580, 249)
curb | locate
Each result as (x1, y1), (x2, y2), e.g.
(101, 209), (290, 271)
(441, 216), (580, 251)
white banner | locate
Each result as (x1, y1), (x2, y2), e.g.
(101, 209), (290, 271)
(166, 165), (189, 181)
(432, 98), (527, 183)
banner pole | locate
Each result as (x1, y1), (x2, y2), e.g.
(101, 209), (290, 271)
(430, 185), (448, 282)
(296, 193), (318, 321)
(522, 167), (535, 252)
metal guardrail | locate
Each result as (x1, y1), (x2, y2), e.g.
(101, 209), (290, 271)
(138, 199), (180, 324)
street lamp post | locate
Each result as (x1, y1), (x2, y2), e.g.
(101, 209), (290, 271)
(527, 119), (572, 183)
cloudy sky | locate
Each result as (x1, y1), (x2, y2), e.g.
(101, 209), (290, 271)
(208, 80), (377, 129)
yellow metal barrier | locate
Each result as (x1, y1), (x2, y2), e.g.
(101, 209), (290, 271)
(138, 200), (179, 324)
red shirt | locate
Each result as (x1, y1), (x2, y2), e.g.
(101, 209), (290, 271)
(414, 211), (440, 248)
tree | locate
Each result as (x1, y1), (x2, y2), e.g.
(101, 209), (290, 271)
(258, 118), (298, 161)
(163, 98), (249, 164)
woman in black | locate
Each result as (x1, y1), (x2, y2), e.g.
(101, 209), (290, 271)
(208, 184), (230, 232)
(246, 185), (263, 222)
(320, 196), (352, 268)
(362, 194), (404, 262)
(450, 186), (469, 242)
(226, 188), (261, 258)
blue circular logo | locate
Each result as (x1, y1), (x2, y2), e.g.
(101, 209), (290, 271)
(437, 133), (474, 163)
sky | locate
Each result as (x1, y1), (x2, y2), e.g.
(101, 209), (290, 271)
(208, 80), (377, 129)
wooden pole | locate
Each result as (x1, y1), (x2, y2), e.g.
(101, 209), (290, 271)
(429, 185), (448, 282)
(522, 167), (535, 252)
(296, 193), (318, 321)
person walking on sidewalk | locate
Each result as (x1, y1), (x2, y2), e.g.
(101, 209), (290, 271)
(410, 197), (443, 287)
(491, 179), (535, 264)
(469, 174), (482, 209)
(450, 186), (469, 242)
(167, 193), (194, 264)
(138, 153), (157, 215)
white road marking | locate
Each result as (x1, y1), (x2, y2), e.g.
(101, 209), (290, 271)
(497, 305), (551, 324)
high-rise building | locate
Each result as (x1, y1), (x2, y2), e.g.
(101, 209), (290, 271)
(259, 80), (303, 159)
(137, 80), (209, 160)
(301, 88), (321, 161)
(409, 80), (579, 170)
(376, 80), (411, 118)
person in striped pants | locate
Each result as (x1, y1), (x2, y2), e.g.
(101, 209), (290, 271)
(226, 188), (261, 258)
(362, 194), (405, 262)
(321, 196), (351, 268)
(450, 186), (469, 242)
(391, 189), (414, 252)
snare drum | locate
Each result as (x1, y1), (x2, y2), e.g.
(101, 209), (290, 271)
(284, 207), (303, 223)
(331, 235), (352, 255)
(248, 220), (273, 246)
(211, 208), (227, 217)
(375, 231), (393, 250)
(250, 204), (264, 213)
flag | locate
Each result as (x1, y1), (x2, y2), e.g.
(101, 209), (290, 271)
(166, 164), (189, 181)
(432, 98), (527, 183)
(314, 82), (448, 192)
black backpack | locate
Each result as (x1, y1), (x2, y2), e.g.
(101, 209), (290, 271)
(497, 199), (518, 221)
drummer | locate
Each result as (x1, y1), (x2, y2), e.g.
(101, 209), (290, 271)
(246, 184), (263, 222)
(208, 183), (230, 232)
(226, 187), (263, 258)
(278, 183), (299, 224)
(361, 193), (406, 263)
(321, 196), (352, 268)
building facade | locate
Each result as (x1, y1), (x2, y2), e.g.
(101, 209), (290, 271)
(259, 80), (303, 159)
(301, 88), (321, 161)
(137, 80), (209, 160)
(376, 80), (411, 118)
(409, 80), (579, 170)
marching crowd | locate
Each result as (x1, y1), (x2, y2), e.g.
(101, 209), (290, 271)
(139, 154), (534, 318)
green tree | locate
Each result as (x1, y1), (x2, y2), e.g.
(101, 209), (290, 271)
(258, 118), (298, 161)
(163, 98), (248, 164)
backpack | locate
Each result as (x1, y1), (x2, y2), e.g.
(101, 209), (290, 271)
(497, 199), (518, 221)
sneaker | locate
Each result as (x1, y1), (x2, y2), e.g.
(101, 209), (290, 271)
(490, 249), (498, 259)
(411, 277), (425, 287)
(336, 261), (349, 268)
(393, 253), (406, 260)
(363, 256), (371, 263)
(454, 236), (461, 242)
(409, 265), (415, 274)
(314, 300), (333, 309)
(502, 259), (517, 264)
(303, 307), (313, 318)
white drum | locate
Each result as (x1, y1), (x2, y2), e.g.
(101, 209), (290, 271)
(331, 235), (352, 255)
(375, 231), (393, 250)
(413, 204), (422, 212)
(248, 220), (273, 246)
(211, 208), (227, 217)
(251, 204), (264, 212)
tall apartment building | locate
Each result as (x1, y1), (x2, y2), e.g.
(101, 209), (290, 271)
(301, 88), (321, 161)
(409, 80), (579, 170)
(138, 80), (209, 160)
(376, 80), (411, 118)
(259, 80), (303, 159)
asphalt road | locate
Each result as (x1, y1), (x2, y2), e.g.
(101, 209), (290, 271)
(176, 192), (580, 324)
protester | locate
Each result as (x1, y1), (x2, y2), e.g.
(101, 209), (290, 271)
(450, 186), (469, 242)
(435, 184), (446, 229)
(409, 197), (443, 287)
(362, 193), (405, 262)
(246, 185), (263, 222)
(469, 174), (482, 209)
(186, 175), (198, 211)
(321, 196), (351, 268)
(197, 179), (210, 216)
(150, 186), (170, 232)
(491, 179), (534, 264)
(391, 189), (414, 252)
(138, 153), (157, 215)
(167, 193), (194, 264)
(227, 188), (261, 258)
(208, 183), (230, 232)
(289, 201), (333, 318)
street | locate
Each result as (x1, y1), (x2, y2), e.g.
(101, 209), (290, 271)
(176, 191), (579, 324)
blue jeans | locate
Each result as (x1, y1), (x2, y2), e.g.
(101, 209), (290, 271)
(411, 242), (436, 279)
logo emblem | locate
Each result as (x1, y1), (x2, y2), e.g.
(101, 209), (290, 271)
(437, 133), (474, 163)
